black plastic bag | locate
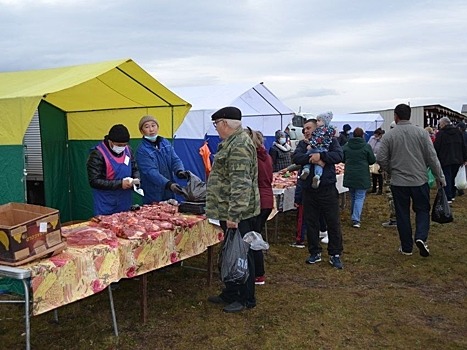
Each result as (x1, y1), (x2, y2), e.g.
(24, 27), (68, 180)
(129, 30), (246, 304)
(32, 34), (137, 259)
(431, 187), (453, 224)
(219, 228), (250, 284)
(181, 171), (206, 202)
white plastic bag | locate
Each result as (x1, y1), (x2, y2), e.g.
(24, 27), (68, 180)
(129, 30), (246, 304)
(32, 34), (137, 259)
(455, 165), (467, 190)
(243, 231), (270, 251)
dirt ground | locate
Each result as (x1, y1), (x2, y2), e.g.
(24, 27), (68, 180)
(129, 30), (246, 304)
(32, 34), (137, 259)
(1, 190), (466, 349)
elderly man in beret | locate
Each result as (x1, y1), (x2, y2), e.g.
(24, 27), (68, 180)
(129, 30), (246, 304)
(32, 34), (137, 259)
(206, 106), (260, 313)
(136, 115), (187, 203)
(87, 124), (140, 215)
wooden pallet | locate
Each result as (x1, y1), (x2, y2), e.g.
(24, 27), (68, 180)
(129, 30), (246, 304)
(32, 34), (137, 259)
(0, 241), (67, 267)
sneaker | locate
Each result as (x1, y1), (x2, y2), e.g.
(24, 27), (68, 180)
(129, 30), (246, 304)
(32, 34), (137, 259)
(319, 231), (328, 238)
(382, 220), (397, 228)
(352, 222), (361, 228)
(398, 247), (413, 256)
(300, 169), (310, 180)
(321, 235), (329, 244)
(415, 239), (430, 257)
(255, 276), (266, 285)
(312, 175), (320, 189)
(329, 255), (343, 269)
(447, 200), (453, 204)
(290, 241), (306, 248)
(305, 253), (322, 264)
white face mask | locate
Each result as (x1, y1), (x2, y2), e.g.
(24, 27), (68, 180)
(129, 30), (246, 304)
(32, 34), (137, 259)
(279, 137), (286, 145)
(144, 135), (158, 142)
(112, 145), (126, 154)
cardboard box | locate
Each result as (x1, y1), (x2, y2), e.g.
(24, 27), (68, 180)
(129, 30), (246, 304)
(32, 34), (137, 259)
(0, 203), (63, 263)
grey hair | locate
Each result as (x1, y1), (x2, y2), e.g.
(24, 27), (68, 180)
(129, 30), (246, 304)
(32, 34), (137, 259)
(439, 117), (451, 127)
(225, 119), (242, 129)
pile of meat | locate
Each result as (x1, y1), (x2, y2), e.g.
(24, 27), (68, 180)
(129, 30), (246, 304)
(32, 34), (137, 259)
(91, 203), (201, 240)
(61, 225), (118, 247)
(272, 171), (298, 189)
(62, 203), (202, 245)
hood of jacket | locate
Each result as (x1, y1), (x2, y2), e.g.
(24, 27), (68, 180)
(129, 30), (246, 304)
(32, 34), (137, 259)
(346, 137), (367, 150)
(441, 124), (460, 136)
(257, 145), (269, 161)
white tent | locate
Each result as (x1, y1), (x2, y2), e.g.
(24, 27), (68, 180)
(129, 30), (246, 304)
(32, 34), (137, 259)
(174, 82), (295, 138)
(172, 83), (295, 179)
(331, 113), (385, 132)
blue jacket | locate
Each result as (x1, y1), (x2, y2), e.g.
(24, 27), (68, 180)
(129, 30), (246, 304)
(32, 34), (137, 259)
(292, 138), (343, 188)
(136, 137), (184, 203)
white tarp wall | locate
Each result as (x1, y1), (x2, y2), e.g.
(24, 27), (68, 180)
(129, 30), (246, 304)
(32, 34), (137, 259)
(172, 83), (295, 179)
(331, 113), (385, 133)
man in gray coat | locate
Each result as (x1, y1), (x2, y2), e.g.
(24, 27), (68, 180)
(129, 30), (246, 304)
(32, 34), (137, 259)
(377, 104), (445, 257)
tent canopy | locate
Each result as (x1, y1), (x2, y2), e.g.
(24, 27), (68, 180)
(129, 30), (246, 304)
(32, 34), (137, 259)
(173, 82), (295, 139)
(0, 58), (191, 145)
(297, 113), (384, 132)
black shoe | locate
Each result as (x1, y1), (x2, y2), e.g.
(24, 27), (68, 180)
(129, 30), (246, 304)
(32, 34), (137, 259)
(223, 301), (245, 313)
(207, 295), (228, 305)
(415, 239), (430, 257)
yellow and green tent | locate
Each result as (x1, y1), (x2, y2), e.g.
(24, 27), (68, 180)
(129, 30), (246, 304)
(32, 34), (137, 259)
(0, 58), (190, 220)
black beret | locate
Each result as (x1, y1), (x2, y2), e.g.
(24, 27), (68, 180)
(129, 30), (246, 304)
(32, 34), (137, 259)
(108, 124), (130, 143)
(211, 106), (242, 121)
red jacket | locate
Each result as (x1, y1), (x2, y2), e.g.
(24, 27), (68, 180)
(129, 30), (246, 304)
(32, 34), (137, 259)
(257, 146), (274, 209)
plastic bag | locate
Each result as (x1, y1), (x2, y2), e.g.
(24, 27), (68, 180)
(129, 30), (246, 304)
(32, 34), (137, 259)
(181, 171), (206, 202)
(243, 231), (270, 251)
(454, 165), (467, 190)
(219, 228), (250, 284)
(431, 187), (453, 224)
(427, 168), (436, 189)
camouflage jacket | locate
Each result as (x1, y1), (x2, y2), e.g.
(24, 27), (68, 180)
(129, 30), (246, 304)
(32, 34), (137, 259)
(206, 127), (260, 222)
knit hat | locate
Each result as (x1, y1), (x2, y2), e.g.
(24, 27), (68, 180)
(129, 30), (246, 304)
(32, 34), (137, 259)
(211, 106), (242, 120)
(275, 130), (286, 140)
(343, 124), (352, 132)
(316, 111), (333, 126)
(139, 115), (159, 131)
(108, 124), (130, 143)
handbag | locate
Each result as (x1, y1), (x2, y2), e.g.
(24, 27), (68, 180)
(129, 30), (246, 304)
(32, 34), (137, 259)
(218, 228), (250, 284)
(431, 187), (453, 224)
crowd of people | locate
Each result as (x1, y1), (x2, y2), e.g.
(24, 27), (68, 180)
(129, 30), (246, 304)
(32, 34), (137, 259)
(86, 103), (467, 314)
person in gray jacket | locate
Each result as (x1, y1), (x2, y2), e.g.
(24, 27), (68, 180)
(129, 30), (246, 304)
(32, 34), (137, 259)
(377, 104), (445, 257)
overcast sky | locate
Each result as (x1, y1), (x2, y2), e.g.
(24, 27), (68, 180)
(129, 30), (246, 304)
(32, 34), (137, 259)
(1, 0), (466, 115)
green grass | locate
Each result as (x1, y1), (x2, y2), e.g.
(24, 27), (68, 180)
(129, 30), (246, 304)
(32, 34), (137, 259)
(1, 191), (466, 349)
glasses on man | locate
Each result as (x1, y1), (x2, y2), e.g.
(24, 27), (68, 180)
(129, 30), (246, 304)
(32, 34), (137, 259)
(213, 119), (224, 128)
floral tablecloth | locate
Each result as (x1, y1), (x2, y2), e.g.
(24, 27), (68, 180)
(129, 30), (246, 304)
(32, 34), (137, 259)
(21, 216), (223, 315)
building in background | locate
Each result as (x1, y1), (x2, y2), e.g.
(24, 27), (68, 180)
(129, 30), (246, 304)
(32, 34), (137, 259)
(358, 104), (466, 131)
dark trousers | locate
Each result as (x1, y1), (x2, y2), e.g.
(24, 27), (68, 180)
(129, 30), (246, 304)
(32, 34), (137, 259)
(252, 208), (272, 277)
(372, 173), (383, 193)
(303, 184), (343, 256)
(441, 164), (461, 201)
(391, 184), (430, 253)
(220, 218), (256, 307)
(296, 204), (327, 242)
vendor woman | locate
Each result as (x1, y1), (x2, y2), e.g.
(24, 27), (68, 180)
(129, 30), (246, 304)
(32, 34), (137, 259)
(87, 124), (140, 215)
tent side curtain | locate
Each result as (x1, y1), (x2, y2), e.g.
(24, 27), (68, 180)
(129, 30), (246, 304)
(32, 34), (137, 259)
(0, 145), (25, 203)
(39, 103), (72, 221)
(0, 97), (42, 145)
(67, 105), (190, 140)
